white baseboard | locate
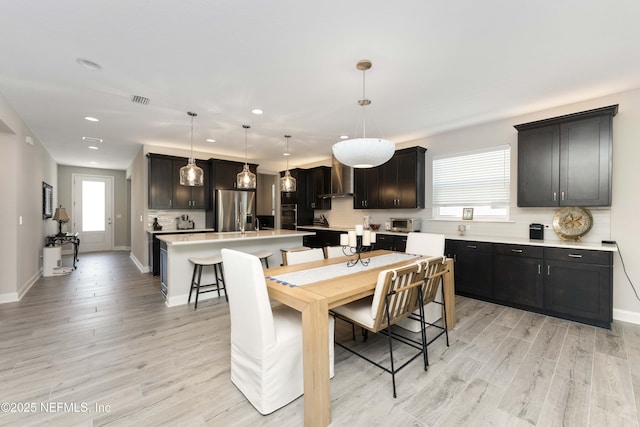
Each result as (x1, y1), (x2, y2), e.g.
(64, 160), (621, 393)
(114, 246), (131, 251)
(0, 271), (40, 304)
(130, 253), (149, 274)
(613, 308), (640, 325)
(0, 291), (19, 304)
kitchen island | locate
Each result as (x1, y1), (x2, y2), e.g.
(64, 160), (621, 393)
(156, 229), (315, 307)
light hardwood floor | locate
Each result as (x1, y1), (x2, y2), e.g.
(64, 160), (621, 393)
(1, 251), (639, 426)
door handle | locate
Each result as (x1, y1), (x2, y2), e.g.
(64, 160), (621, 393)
(553, 192), (557, 201)
(568, 254), (582, 258)
(511, 249), (523, 253)
(538, 264), (541, 274)
(467, 245), (477, 249)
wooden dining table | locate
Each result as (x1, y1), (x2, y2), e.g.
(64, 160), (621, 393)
(265, 249), (456, 427)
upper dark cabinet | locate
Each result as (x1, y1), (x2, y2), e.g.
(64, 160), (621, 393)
(148, 154), (209, 209)
(516, 105), (617, 207)
(378, 146), (426, 209)
(353, 167), (379, 209)
(211, 159), (258, 190)
(306, 166), (331, 210)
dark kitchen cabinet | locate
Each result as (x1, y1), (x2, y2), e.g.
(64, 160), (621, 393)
(375, 233), (407, 252)
(172, 159), (208, 209)
(446, 239), (493, 298)
(378, 147), (426, 209)
(516, 105), (617, 207)
(544, 247), (612, 328)
(212, 159), (258, 190)
(493, 243), (544, 309)
(148, 155), (173, 209)
(298, 228), (342, 248)
(306, 166), (331, 210)
(148, 154), (209, 209)
(353, 167), (379, 209)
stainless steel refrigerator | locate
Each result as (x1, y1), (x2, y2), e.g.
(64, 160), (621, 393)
(216, 189), (256, 232)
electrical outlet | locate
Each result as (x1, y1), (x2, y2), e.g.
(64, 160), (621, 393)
(458, 224), (465, 232)
(19, 216), (23, 225)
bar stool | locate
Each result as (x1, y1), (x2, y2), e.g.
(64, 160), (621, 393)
(251, 250), (273, 268)
(188, 255), (227, 309)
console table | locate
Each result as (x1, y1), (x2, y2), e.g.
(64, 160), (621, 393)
(45, 233), (80, 269)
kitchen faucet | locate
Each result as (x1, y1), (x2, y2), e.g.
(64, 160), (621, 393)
(254, 218), (260, 231)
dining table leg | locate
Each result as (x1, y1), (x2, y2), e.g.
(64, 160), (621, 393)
(301, 297), (331, 426)
(443, 258), (456, 330)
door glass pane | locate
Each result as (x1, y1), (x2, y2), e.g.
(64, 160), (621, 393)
(82, 181), (105, 231)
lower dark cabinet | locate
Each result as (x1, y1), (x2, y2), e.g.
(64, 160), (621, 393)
(446, 240), (493, 298)
(299, 228), (342, 248)
(375, 234), (407, 252)
(493, 244), (544, 309)
(544, 249), (612, 328)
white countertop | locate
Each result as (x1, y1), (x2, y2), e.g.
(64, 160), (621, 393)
(295, 226), (616, 252)
(156, 229), (315, 246)
(147, 228), (215, 235)
(444, 234), (616, 251)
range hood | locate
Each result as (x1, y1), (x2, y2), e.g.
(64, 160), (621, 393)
(321, 155), (354, 198)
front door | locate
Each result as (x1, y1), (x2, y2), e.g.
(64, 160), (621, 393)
(72, 175), (113, 252)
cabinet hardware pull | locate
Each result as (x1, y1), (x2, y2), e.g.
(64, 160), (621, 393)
(568, 254), (582, 258)
(553, 192), (557, 201)
(169, 199), (172, 207)
(547, 265), (551, 275)
(561, 191), (565, 201)
(538, 264), (541, 274)
(467, 245), (477, 249)
(511, 249), (523, 253)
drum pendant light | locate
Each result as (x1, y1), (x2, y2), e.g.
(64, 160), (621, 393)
(236, 124), (256, 189)
(179, 111), (204, 186)
(280, 135), (297, 192)
(332, 60), (395, 168)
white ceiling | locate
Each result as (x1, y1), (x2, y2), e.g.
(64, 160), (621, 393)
(1, 1), (639, 173)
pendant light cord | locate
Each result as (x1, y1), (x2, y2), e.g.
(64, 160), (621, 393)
(243, 124), (250, 166)
(188, 111), (197, 161)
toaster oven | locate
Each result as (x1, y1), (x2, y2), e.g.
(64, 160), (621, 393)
(389, 218), (421, 233)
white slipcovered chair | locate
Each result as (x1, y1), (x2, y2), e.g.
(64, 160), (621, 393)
(220, 249), (335, 415)
(284, 247), (325, 265)
(323, 245), (346, 259)
(397, 232), (445, 332)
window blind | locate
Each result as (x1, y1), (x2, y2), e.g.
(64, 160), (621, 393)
(433, 145), (511, 207)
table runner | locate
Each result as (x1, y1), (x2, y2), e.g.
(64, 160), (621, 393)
(266, 252), (421, 287)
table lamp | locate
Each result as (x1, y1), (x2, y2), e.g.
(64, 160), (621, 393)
(52, 206), (70, 237)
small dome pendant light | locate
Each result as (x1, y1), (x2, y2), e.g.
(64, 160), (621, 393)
(332, 60), (395, 168)
(179, 111), (204, 186)
(236, 124), (257, 189)
(280, 135), (297, 192)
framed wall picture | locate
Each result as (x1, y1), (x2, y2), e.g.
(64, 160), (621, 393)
(462, 207), (474, 220)
(43, 182), (53, 219)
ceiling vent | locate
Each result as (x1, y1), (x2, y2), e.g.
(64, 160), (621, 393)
(131, 95), (150, 105)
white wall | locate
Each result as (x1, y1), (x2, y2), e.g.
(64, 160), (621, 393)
(0, 93), (58, 302)
(320, 88), (640, 322)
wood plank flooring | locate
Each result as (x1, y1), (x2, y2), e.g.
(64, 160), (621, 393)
(1, 251), (639, 426)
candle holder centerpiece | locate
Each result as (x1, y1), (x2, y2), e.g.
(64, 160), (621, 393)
(339, 224), (377, 267)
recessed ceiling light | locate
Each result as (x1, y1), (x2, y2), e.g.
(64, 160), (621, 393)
(76, 58), (102, 70)
(283, 152), (291, 156)
(251, 109), (263, 115)
(90, 161), (98, 165)
(82, 136), (103, 143)
(84, 116), (99, 122)
(88, 146), (99, 150)
(340, 135), (349, 140)
(206, 138), (216, 143)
